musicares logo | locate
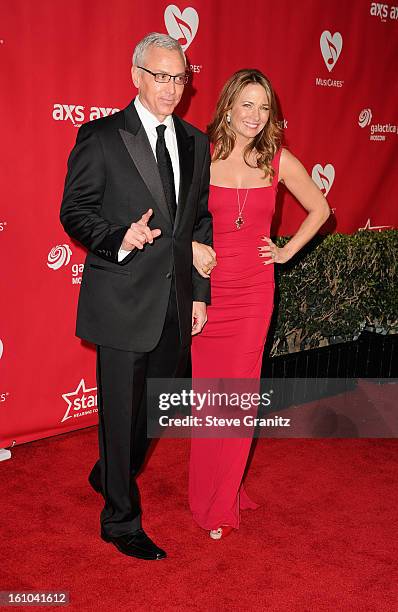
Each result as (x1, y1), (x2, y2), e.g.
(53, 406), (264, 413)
(47, 245), (72, 270)
(311, 164), (335, 196)
(315, 31), (344, 88)
(61, 379), (98, 423)
(320, 31), (343, 72)
(164, 5), (199, 51)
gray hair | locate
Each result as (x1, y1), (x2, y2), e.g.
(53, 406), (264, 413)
(132, 32), (186, 66)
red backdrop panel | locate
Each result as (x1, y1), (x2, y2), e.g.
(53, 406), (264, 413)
(1, 0), (397, 446)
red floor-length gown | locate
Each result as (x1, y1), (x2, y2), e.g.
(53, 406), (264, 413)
(189, 149), (282, 531)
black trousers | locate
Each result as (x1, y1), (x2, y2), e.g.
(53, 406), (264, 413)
(91, 282), (189, 537)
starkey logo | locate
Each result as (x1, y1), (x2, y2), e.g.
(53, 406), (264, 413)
(358, 218), (394, 231)
(61, 379), (98, 423)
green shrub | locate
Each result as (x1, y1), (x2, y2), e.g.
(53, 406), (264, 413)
(271, 230), (398, 356)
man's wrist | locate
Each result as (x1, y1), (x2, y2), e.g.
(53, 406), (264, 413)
(118, 247), (133, 262)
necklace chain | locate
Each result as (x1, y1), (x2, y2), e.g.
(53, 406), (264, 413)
(235, 188), (249, 229)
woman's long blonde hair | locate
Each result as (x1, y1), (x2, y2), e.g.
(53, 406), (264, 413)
(208, 69), (282, 181)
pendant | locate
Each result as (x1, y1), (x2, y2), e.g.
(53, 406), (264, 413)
(235, 216), (244, 229)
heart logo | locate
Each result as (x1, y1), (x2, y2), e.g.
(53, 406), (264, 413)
(164, 5), (199, 51)
(320, 31), (343, 72)
(312, 164), (335, 196)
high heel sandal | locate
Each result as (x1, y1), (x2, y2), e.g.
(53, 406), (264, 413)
(209, 525), (234, 540)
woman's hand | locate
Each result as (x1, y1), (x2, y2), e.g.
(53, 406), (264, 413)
(258, 237), (291, 265)
(193, 241), (217, 278)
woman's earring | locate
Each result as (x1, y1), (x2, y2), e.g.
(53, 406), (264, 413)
(226, 114), (231, 123)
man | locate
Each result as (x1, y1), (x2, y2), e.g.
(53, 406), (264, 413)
(60, 33), (212, 560)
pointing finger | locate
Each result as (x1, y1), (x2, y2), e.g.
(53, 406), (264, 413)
(139, 208), (153, 225)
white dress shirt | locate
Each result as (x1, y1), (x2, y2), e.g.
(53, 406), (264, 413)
(118, 96), (180, 261)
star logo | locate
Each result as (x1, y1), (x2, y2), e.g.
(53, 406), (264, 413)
(61, 379), (97, 423)
(358, 219), (393, 231)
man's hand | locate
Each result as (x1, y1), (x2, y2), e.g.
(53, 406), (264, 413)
(192, 301), (207, 335)
(121, 208), (161, 251)
(193, 241), (217, 278)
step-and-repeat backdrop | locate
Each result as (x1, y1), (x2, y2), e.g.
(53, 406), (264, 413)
(1, 0), (397, 447)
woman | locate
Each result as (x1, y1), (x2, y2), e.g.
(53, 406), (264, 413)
(190, 69), (330, 540)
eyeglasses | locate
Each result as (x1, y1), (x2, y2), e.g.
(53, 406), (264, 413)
(137, 66), (189, 85)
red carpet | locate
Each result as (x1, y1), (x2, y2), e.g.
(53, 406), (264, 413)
(1, 429), (397, 611)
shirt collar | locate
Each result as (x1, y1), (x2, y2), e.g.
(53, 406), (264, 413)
(134, 96), (175, 134)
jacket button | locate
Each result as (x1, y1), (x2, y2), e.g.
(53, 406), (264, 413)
(166, 272), (172, 279)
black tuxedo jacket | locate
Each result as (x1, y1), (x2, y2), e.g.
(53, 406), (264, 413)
(60, 99), (212, 352)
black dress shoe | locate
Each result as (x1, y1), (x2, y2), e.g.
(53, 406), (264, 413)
(101, 528), (167, 560)
(88, 470), (104, 497)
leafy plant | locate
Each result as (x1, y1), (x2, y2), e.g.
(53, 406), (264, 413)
(271, 230), (398, 356)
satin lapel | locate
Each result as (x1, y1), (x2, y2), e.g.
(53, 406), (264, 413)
(119, 103), (172, 225)
(173, 115), (194, 230)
